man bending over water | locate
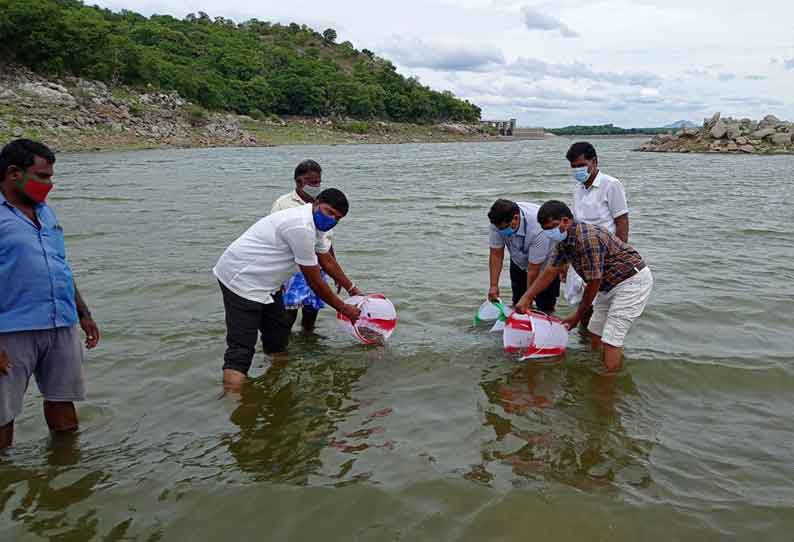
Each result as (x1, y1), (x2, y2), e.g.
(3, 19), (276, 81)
(213, 188), (361, 390)
(515, 201), (653, 372)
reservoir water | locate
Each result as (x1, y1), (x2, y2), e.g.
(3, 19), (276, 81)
(2, 139), (793, 540)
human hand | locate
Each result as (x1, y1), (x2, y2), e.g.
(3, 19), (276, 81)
(0, 350), (12, 376)
(340, 304), (361, 324)
(488, 286), (500, 302)
(514, 297), (532, 314)
(80, 317), (100, 349)
(347, 285), (363, 297)
(561, 315), (579, 330)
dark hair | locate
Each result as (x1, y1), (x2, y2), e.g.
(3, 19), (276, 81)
(565, 142), (597, 163)
(294, 159), (322, 180)
(317, 188), (349, 215)
(0, 139), (55, 181)
(537, 200), (574, 225)
(488, 199), (519, 225)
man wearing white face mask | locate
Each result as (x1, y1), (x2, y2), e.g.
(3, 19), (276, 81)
(271, 160), (353, 334)
(566, 142), (629, 241)
(563, 142), (630, 316)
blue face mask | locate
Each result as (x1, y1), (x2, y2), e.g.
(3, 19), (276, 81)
(572, 166), (590, 184)
(499, 225), (516, 238)
(543, 226), (567, 242)
(313, 209), (338, 232)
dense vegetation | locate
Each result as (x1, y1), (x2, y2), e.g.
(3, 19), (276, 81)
(548, 124), (668, 136)
(0, 0), (481, 123)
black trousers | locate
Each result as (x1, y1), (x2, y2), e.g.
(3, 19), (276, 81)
(509, 260), (560, 313)
(219, 281), (291, 374)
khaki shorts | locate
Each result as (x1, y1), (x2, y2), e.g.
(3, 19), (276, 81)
(0, 326), (85, 426)
(588, 267), (653, 348)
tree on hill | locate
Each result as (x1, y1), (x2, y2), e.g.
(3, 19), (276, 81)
(322, 28), (337, 43)
(0, 0), (480, 123)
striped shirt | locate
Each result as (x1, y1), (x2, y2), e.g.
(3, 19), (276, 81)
(550, 221), (643, 293)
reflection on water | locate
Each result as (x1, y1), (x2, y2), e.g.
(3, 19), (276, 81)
(474, 361), (653, 491)
(225, 349), (382, 485)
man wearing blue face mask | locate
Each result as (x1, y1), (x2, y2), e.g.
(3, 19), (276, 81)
(487, 199), (559, 313)
(516, 200), (653, 373)
(214, 188), (362, 391)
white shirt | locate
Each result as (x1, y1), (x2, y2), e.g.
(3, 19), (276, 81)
(572, 171), (629, 234)
(213, 204), (332, 303)
(271, 190), (334, 243)
(488, 202), (553, 269)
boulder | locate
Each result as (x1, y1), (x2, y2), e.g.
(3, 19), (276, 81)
(725, 123), (742, 139)
(735, 136), (748, 145)
(710, 120), (727, 139)
(770, 133), (791, 146)
(739, 145), (755, 153)
(18, 81), (75, 105)
(726, 141), (738, 151)
(751, 128), (776, 139)
(758, 114), (781, 129)
(704, 111), (721, 129)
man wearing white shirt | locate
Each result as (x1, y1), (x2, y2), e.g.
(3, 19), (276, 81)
(564, 142), (630, 324)
(214, 188), (361, 389)
(271, 160), (336, 334)
(566, 142), (629, 241)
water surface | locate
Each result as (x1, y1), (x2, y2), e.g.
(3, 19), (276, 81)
(2, 139), (793, 540)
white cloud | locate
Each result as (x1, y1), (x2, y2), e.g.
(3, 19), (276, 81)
(520, 6), (578, 38)
(785, 58), (794, 70)
(378, 36), (505, 71)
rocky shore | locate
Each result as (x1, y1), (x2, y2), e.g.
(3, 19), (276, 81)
(638, 113), (794, 154)
(0, 64), (490, 152)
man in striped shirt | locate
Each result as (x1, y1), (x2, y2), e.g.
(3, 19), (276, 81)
(515, 201), (653, 372)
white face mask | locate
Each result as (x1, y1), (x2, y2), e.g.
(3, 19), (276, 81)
(302, 184), (322, 199)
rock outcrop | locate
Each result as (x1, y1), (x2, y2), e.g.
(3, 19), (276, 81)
(638, 112), (794, 154)
(0, 64), (262, 151)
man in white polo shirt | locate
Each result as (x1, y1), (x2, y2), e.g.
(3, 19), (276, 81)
(213, 188), (361, 389)
(566, 142), (629, 241)
(564, 142), (630, 318)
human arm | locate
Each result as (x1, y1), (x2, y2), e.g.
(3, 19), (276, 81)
(299, 264), (360, 322)
(317, 251), (361, 296)
(0, 350), (12, 376)
(614, 214), (629, 243)
(525, 262), (541, 292)
(560, 279), (601, 329)
(74, 282), (100, 349)
(607, 180), (629, 242)
(488, 247), (505, 301)
(514, 264), (561, 313)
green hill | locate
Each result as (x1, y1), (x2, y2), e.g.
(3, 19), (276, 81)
(0, 0), (481, 123)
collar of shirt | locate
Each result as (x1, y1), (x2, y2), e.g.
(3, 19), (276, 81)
(0, 189), (45, 226)
(289, 190), (307, 205)
(517, 207), (530, 237)
(578, 171), (603, 193)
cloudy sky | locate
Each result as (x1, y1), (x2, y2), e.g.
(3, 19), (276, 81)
(93, 0), (793, 127)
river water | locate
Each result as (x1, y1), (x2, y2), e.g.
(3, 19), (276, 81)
(2, 139), (793, 540)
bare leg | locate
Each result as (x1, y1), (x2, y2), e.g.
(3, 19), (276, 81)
(0, 421), (13, 450)
(284, 309), (299, 331)
(43, 401), (78, 433)
(602, 344), (624, 372)
(590, 333), (603, 350)
(223, 368), (247, 393)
